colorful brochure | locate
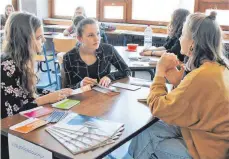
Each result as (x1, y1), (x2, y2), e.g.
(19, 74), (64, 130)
(10, 118), (48, 133)
(19, 106), (53, 118)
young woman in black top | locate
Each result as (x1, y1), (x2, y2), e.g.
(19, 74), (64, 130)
(63, 18), (130, 89)
(141, 9), (190, 62)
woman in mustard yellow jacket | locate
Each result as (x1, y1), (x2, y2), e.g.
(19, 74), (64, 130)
(126, 12), (229, 159)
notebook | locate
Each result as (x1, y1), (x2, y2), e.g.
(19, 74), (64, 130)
(52, 99), (80, 110)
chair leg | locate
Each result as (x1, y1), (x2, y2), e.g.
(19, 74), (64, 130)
(132, 71), (135, 77)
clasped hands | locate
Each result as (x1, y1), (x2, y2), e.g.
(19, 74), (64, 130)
(156, 53), (186, 87)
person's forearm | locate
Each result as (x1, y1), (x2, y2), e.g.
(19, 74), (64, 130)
(155, 68), (166, 78)
(152, 50), (166, 57)
(35, 94), (51, 106)
(150, 46), (166, 51)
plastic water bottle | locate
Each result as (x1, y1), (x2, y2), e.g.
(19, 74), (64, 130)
(144, 25), (152, 49)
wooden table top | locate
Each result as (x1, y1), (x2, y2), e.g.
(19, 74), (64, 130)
(1, 78), (158, 159)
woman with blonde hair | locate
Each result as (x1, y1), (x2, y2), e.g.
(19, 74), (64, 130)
(126, 11), (229, 159)
(0, 4), (15, 29)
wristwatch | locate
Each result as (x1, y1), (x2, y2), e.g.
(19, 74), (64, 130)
(151, 51), (154, 56)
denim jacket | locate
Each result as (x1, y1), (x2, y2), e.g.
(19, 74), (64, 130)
(63, 43), (131, 89)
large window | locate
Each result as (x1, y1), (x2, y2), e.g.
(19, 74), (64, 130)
(53, 0), (97, 19)
(206, 9), (229, 26)
(129, 0), (195, 25)
(131, 0), (195, 22)
(51, 0), (229, 28)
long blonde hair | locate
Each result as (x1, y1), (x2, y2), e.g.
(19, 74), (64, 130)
(4, 4), (15, 19)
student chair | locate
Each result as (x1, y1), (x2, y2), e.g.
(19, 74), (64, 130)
(52, 38), (78, 88)
(36, 45), (59, 90)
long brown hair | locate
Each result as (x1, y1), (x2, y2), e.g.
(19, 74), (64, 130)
(3, 12), (41, 96)
(168, 8), (190, 38)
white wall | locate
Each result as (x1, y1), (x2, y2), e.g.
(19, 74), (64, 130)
(18, 0), (48, 22)
(36, 0), (48, 22)
(179, 0), (195, 13)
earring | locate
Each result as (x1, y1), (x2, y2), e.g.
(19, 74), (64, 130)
(187, 46), (193, 56)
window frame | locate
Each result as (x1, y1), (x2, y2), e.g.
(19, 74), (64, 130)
(49, 0), (229, 30)
(50, 0), (100, 20)
(99, 0), (127, 23)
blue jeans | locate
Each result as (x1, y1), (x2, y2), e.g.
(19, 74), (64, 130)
(124, 120), (192, 159)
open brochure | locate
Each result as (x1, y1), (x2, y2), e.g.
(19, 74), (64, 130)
(45, 113), (124, 154)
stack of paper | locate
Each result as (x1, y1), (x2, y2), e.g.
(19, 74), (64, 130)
(46, 113), (124, 154)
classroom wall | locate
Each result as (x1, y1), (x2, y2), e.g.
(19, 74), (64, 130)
(179, 0), (195, 13)
(18, 0), (49, 22)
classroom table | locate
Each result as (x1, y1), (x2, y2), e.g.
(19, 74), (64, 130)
(44, 32), (75, 39)
(43, 25), (69, 30)
(106, 30), (168, 46)
(115, 46), (159, 80)
(1, 78), (159, 159)
(106, 29), (167, 38)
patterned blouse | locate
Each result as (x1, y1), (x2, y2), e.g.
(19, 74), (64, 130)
(1, 55), (49, 119)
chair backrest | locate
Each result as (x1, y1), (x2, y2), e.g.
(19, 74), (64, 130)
(53, 38), (78, 53)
